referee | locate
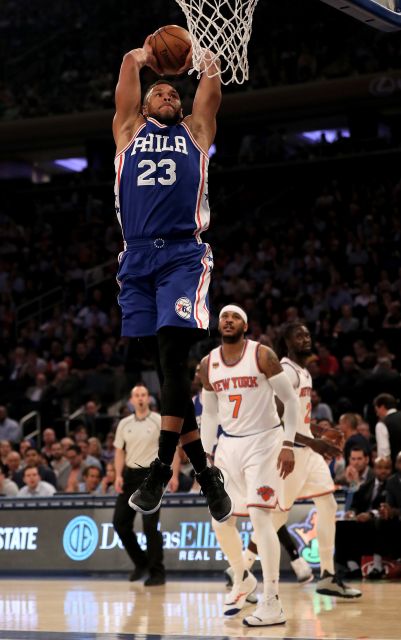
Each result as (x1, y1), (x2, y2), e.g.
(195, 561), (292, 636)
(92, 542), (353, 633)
(113, 384), (178, 585)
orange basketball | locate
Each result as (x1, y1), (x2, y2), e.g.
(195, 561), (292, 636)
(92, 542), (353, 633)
(150, 25), (192, 76)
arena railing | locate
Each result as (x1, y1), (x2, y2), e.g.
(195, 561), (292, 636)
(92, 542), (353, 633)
(21, 411), (41, 446)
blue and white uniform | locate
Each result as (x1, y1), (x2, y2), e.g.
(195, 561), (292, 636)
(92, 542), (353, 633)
(114, 116), (213, 337)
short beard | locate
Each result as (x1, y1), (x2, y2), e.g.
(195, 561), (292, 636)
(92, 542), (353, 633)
(296, 348), (312, 358)
(150, 111), (182, 126)
(221, 329), (244, 344)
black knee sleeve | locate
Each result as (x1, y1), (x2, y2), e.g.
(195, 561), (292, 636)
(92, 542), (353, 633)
(157, 327), (197, 417)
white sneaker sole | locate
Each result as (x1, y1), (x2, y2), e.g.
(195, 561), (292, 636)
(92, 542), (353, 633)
(128, 488), (166, 515)
(212, 500), (234, 523)
(243, 613), (286, 627)
(224, 574), (258, 617)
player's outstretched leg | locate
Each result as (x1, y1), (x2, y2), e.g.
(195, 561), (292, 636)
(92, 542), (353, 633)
(243, 508), (286, 627)
(213, 517), (258, 617)
(129, 328), (232, 520)
(314, 494), (362, 598)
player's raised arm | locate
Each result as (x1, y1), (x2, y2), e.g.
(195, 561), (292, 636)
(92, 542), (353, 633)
(113, 36), (162, 151)
(199, 356), (219, 458)
(187, 52), (222, 151)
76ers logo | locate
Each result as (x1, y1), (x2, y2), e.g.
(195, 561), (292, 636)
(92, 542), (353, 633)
(175, 297), (192, 320)
(257, 486), (275, 502)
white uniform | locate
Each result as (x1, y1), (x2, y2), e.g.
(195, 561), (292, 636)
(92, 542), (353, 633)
(208, 339), (284, 516)
(280, 357), (334, 509)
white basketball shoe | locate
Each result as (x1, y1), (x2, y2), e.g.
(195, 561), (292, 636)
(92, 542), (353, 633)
(243, 595), (286, 627)
(224, 566), (258, 603)
(224, 570), (258, 617)
(291, 557), (314, 584)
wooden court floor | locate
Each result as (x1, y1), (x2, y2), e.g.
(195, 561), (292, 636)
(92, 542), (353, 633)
(0, 576), (398, 640)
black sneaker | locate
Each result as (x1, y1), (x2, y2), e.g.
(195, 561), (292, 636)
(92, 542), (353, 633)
(129, 564), (147, 582)
(316, 570), (362, 598)
(366, 567), (384, 580)
(128, 458), (172, 514)
(196, 466), (233, 522)
(144, 574), (166, 586)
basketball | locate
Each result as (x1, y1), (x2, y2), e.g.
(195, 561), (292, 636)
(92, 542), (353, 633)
(150, 25), (192, 75)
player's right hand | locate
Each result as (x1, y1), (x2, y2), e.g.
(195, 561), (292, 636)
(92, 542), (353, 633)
(277, 447), (295, 479)
(143, 35), (164, 75)
(115, 475), (124, 494)
(309, 437), (342, 459)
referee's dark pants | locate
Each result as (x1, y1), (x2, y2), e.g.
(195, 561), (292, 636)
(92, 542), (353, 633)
(113, 467), (165, 578)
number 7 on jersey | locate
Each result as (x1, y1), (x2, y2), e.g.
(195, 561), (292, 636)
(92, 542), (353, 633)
(229, 394), (242, 419)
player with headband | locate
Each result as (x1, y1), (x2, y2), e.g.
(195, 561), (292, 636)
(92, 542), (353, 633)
(199, 304), (299, 627)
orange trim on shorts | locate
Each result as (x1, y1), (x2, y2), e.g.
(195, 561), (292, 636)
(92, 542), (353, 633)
(247, 501), (291, 512)
(297, 489), (335, 500)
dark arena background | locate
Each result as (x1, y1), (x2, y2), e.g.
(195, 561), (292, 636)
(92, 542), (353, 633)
(1, 1), (401, 638)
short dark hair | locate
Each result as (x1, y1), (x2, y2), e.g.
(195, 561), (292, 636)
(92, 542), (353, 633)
(67, 445), (81, 456)
(25, 447), (38, 455)
(276, 322), (306, 359)
(23, 464), (39, 476)
(143, 80), (178, 105)
(374, 393), (397, 410)
(350, 446), (368, 456)
(83, 465), (101, 478)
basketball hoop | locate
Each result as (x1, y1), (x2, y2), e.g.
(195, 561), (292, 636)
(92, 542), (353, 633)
(174, 0), (260, 85)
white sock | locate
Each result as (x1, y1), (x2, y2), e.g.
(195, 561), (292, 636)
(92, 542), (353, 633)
(347, 561), (359, 571)
(314, 494), (337, 576)
(249, 506), (280, 601)
(373, 554), (383, 571)
(243, 547), (257, 570)
(212, 516), (245, 585)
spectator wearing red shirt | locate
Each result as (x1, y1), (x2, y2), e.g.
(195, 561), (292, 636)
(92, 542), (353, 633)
(318, 344), (339, 376)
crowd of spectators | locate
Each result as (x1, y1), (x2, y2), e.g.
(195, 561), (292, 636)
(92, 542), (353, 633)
(1, 167), (401, 427)
(2, 0), (401, 574)
(2, 0), (401, 120)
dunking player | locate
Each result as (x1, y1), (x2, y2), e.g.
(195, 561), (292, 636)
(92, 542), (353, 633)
(200, 305), (299, 627)
(113, 37), (231, 522)
(235, 323), (361, 599)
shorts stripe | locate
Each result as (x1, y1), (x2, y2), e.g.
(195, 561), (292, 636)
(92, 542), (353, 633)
(194, 244), (211, 329)
(297, 488), (334, 500)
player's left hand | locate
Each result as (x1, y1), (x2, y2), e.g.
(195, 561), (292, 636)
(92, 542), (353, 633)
(176, 45), (193, 75)
(277, 447), (295, 479)
(167, 475), (179, 493)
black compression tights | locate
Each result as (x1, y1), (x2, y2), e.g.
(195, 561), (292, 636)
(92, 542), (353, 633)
(139, 327), (201, 434)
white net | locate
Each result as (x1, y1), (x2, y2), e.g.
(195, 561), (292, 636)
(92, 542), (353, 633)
(174, 0), (260, 85)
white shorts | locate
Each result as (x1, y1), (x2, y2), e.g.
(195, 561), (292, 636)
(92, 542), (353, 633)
(214, 427), (285, 517)
(280, 445), (335, 510)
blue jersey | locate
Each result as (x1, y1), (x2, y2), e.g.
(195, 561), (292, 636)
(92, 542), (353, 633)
(114, 117), (210, 245)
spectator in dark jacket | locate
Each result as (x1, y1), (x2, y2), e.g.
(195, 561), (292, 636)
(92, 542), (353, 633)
(13, 447), (57, 488)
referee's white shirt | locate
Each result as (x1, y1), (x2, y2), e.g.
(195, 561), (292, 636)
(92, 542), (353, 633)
(114, 411), (161, 469)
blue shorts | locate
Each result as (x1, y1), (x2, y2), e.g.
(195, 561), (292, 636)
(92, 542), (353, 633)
(116, 238), (213, 337)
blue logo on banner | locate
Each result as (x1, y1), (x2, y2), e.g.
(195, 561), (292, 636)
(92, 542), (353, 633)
(63, 516), (99, 561)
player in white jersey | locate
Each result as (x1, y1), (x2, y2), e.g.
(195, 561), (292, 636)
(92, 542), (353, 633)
(238, 323), (362, 599)
(199, 305), (300, 627)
